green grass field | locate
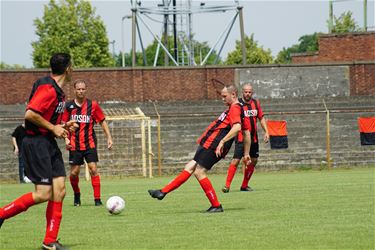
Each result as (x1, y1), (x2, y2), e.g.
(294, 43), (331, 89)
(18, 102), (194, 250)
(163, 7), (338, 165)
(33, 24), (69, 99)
(1, 168), (374, 249)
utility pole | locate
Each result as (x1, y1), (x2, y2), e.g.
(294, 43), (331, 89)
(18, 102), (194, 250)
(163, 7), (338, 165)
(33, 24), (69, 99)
(328, 0), (333, 33)
(131, 1), (137, 67)
(238, 6), (247, 65)
(364, 0), (367, 31)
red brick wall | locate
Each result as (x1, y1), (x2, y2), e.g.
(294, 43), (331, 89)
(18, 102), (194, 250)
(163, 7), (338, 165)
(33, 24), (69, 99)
(0, 67), (235, 104)
(1, 63), (373, 105)
(350, 64), (375, 95)
(292, 53), (320, 64)
(318, 32), (375, 62)
(291, 32), (375, 63)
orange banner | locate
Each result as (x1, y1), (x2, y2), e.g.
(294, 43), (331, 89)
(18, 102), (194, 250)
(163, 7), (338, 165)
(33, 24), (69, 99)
(358, 117), (375, 133)
(267, 120), (288, 136)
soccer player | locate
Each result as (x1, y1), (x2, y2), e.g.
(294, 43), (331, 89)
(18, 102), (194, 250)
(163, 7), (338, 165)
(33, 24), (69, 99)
(222, 83), (269, 193)
(148, 85), (251, 213)
(11, 123), (31, 183)
(63, 79), (113, 207)
(0, 53), (77, 250)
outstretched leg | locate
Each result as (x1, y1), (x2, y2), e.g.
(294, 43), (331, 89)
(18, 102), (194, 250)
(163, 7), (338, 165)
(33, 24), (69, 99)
(148, 160), (196, 200)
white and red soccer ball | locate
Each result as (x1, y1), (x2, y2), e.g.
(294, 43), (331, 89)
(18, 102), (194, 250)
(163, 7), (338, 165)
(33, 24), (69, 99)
(106, 196), (125, 215)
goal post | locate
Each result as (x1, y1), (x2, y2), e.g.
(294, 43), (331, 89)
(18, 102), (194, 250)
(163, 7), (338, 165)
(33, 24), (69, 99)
(94, 107), (155, 178)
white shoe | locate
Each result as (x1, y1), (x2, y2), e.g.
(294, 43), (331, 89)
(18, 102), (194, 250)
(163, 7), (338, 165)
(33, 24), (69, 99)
(23, 176), (32, 183)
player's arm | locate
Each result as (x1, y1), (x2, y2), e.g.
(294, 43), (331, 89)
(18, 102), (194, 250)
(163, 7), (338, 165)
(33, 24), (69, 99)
(259, 117), (269, 143)
(25, 109), (67, 138)
(100, 120), (113, 150)
(11, 137), (19, 155)
(242, 129), (251, 164)
(215, 123), (241, 157)
(62, 120), (78, 133)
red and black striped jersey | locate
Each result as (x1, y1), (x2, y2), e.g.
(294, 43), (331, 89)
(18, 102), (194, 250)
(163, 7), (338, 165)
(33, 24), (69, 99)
(62, 99), (105, 151)
(25, 76), (65, 137)
(197, 102), (250, 150)
(237, 98), (264, 143)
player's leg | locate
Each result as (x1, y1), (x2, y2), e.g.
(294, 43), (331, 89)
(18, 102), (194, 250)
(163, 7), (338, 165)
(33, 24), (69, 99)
(42, 177), (66, 248)
(0, 135), (53, 229)
(42, 141), (68, 249)
(84, 148), (102, 206)
(0, 184), (52, 228)
(18, 154), (25, 183)
(241, 142), (259, 191)
(69, 150), (83, 206)
(223, 158), (241, 193)
(87, 161), (102, 206)
(192, 146), (224, 212)
(148, 159), (197, 200)
(223, 142), (243, 192)
(194, 165), (223, 212)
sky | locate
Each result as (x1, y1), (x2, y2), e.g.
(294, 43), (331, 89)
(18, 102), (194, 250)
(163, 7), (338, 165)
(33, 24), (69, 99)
(1, 0), (374, 68)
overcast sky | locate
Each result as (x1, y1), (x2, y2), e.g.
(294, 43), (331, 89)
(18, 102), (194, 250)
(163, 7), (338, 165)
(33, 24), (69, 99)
(1, 0), (374, 68)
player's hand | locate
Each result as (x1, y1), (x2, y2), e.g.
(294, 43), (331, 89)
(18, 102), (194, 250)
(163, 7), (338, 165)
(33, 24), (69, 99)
(264, 132), (269, 143)
(53, 124), (68, 138)
(14, 147), (19, 156)
(215, 140), (225, 157)
(243, 154), (251, 165)
(107, 137), (113, 150)
(64, 120), (79, 133)
(65, 137), (72, 149)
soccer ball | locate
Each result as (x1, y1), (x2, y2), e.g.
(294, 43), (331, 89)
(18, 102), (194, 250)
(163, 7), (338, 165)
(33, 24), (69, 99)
(106, 196), (125, 215)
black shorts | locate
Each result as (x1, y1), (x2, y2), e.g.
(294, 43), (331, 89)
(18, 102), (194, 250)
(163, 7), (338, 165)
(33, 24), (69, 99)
(193, 142), (232, 170)
(22, 135), (66, 185)
(233, 142), (259, 159)
(69, 148), (98, 165)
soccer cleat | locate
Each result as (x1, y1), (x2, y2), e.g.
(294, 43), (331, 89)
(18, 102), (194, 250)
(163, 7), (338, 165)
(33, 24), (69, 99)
(73, 193), (81, 207)
(42, 241), (68, 250)
(240, 186), (254, 192)
(206, 204), (224, 213)
(221, 186), (230, 193)
(94, 199), (103, 206)
(0, 218), (4, 229)
(148, 189), (166, 200)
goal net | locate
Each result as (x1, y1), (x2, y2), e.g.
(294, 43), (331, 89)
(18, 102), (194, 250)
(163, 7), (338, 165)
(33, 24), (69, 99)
(94, 107), (154, 178)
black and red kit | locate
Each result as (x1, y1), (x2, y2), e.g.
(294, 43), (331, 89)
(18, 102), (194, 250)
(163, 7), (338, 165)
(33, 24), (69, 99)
(25, 76), (66, 136)
(62, 99), (105, 151)
(197, 103), (250, 151)
(237, 98), (264, 143)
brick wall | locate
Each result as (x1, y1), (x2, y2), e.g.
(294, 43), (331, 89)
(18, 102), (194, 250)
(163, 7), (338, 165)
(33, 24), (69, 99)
(0, 63), (373, 105)
(0, 67), (234, 104)
(350, 64), (375, 95)
(292, 32), (375, 63)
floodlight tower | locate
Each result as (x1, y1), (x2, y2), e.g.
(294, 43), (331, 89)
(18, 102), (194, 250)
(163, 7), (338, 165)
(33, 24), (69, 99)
(127, 0), (246, 67)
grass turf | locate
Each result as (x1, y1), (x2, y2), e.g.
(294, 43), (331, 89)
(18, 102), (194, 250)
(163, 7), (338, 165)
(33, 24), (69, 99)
(0, 167), (374, 249)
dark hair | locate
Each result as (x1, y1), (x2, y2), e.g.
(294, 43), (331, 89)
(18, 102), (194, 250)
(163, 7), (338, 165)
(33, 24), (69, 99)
(50, 53), (71, 75)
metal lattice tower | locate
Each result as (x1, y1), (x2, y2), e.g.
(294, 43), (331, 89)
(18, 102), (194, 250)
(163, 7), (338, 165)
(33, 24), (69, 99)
(127, 0), (246, 67)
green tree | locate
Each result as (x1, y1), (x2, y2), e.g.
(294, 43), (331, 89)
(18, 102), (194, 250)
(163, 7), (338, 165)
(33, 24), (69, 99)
(225, 34), (273, 65)
(330, 11), (360, 33)
(274, 33), (319, 64)
(32, 0), (115, 68)
(0, 62), (26, 69)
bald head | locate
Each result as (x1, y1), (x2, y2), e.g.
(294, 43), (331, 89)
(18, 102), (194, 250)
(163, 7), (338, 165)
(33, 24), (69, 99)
(242, 83), (254, 102)
(221, 85), (238, 106)
(223, 85), (238, 96)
